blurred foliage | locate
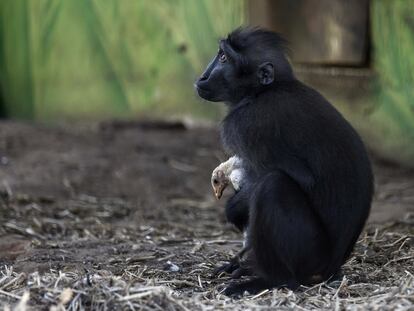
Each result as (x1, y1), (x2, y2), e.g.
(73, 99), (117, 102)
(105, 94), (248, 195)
(366, 0), (414, 166)
(330, 0), (414, 167)
(0, 0), (246, 120)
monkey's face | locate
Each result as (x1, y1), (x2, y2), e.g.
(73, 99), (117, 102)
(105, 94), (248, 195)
(195, 43), (275, 103)
(195, 49), (238, 102)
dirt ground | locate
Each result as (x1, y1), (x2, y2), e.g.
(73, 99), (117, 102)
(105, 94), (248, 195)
(0, 120), (413, 310)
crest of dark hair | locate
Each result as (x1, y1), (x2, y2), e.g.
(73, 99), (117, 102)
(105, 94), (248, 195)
(226, 27), (290, 54)
(224, 27), (293, 80)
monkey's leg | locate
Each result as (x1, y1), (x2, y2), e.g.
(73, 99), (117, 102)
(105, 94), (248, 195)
(224, 171), (331, 297)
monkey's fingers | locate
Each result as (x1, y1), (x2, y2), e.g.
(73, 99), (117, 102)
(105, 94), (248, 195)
(230, 266), (253, 279)
(211, 261), (240, 278)
(223, 278), (268, 298)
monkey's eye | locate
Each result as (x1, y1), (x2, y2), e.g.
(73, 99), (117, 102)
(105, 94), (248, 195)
(213, 178), (219, 185)
(218, 53), (227, 63)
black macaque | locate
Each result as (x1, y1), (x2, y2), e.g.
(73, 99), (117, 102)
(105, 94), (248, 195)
(195, 27), (373, 297)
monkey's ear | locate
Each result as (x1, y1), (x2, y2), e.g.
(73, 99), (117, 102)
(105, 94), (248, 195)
(257, 62), (274, 85)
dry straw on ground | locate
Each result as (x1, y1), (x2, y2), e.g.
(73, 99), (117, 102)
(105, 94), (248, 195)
(0, 213), (413, 311)
(0, 122), (413, 310)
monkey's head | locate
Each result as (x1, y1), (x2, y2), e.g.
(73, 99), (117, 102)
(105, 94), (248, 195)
(195, 27), (293, 104)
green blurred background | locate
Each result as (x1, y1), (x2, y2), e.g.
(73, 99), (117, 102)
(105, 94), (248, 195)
(0, 0), (414, 167)
(0, 0), (245, 120)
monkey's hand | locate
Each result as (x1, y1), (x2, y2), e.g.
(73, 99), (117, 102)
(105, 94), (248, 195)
(211, 245), (252, 279)
(211, 156), (245, 199)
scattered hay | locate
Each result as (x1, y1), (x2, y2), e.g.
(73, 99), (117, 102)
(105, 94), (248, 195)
(0, 212), (412, 310)
(0, 122), (412, 310)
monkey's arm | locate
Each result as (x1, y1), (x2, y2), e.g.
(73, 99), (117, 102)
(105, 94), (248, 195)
(211, 158), (251, 278)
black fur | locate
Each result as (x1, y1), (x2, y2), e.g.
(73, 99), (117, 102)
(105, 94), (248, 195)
(195, 27), (373, 296)
(224, 186), (250, 232)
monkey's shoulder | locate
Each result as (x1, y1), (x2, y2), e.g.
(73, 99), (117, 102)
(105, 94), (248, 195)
(260, 82), (355, 134)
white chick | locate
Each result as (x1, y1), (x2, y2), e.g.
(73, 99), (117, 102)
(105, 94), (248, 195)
(211, 156), (245, 199)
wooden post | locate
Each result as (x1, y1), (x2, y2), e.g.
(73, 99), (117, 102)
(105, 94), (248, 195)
(248, 0), (369, 65)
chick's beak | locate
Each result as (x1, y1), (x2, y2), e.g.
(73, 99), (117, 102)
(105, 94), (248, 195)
(211, 170), (229, 200)
(213, 184), (226, 200)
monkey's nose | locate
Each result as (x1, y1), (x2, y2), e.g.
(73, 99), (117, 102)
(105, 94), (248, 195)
(199, 74), (208, 81)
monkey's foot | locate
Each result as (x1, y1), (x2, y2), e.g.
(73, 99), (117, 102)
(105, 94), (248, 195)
(223, 278), (269, 297)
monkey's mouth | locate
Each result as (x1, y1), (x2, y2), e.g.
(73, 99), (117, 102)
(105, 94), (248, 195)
(195, 84), (222, 102)
(194, 84), (211, 98)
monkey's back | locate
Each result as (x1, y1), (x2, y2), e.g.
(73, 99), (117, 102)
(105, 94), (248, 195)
(222, 80), (374, 275)
(279, 81), (373, 265)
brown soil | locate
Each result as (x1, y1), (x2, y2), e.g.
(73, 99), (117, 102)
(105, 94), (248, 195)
(0, 120), (413, 310)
